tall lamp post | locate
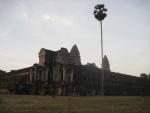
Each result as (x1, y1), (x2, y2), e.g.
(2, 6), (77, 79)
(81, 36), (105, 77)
(94, 4), (107, 95)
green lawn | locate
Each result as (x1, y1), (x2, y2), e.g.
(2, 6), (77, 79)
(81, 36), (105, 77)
(0, 94), (150, 113)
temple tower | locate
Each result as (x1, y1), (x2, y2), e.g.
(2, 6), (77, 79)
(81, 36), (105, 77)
(69, 44), (81, 65)
(102, 55), (110, 71)
(39, 48), (45, 65)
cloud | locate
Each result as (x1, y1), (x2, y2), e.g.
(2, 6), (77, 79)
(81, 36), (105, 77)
(42, 13), (72, 26)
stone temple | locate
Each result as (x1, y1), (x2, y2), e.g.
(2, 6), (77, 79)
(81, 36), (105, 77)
(0, 45), (150, 95)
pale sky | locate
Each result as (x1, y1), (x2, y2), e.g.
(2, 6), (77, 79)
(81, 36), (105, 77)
(0, 0), (150, 76)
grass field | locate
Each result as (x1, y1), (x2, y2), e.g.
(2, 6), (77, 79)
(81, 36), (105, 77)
(0, 94), (150, 113)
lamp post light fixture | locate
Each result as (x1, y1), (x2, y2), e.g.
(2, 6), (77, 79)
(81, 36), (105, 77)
(94, 4), (107, 96)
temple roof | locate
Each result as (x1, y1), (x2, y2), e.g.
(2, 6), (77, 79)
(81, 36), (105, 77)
(103, 55), (109, 64)
(70, 44), (80, 55)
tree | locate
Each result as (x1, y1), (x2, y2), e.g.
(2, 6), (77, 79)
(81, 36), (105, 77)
(148, 73), (150, 80)
(140, 73), (148, 79)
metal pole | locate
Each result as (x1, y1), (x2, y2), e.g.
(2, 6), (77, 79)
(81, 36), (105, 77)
(100, 20), (104, 96)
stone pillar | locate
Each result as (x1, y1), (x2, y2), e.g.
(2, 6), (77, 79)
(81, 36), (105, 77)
(63, 66), (66, 81)
(53, 65), (59, 81)
(45, 68), (49, 81)
(30, 68), (32, 83)
(41, 70), (44, 81)
(70, 70), (73, 82)
(34, 67), (37, 81)
(53, 67), (55, 81)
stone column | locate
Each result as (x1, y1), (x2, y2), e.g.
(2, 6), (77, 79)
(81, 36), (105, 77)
(34, 67), (37, 81)
(30, 68), (32, 83)
(53, 67), (55, 81)
(70, 70), (73, 82)
(41, 70), (44, 81)
(63, 66), (66, 81)
(45, 68), (49, 81)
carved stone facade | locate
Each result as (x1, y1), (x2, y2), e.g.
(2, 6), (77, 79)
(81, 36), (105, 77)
(1, 45), (150, 95)
(38, 45), (81, 83)
(39, 44), (81, 66)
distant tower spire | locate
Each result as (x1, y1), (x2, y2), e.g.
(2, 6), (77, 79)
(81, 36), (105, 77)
(69, 44), (81, 65)
(102, 55), (110, 71)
